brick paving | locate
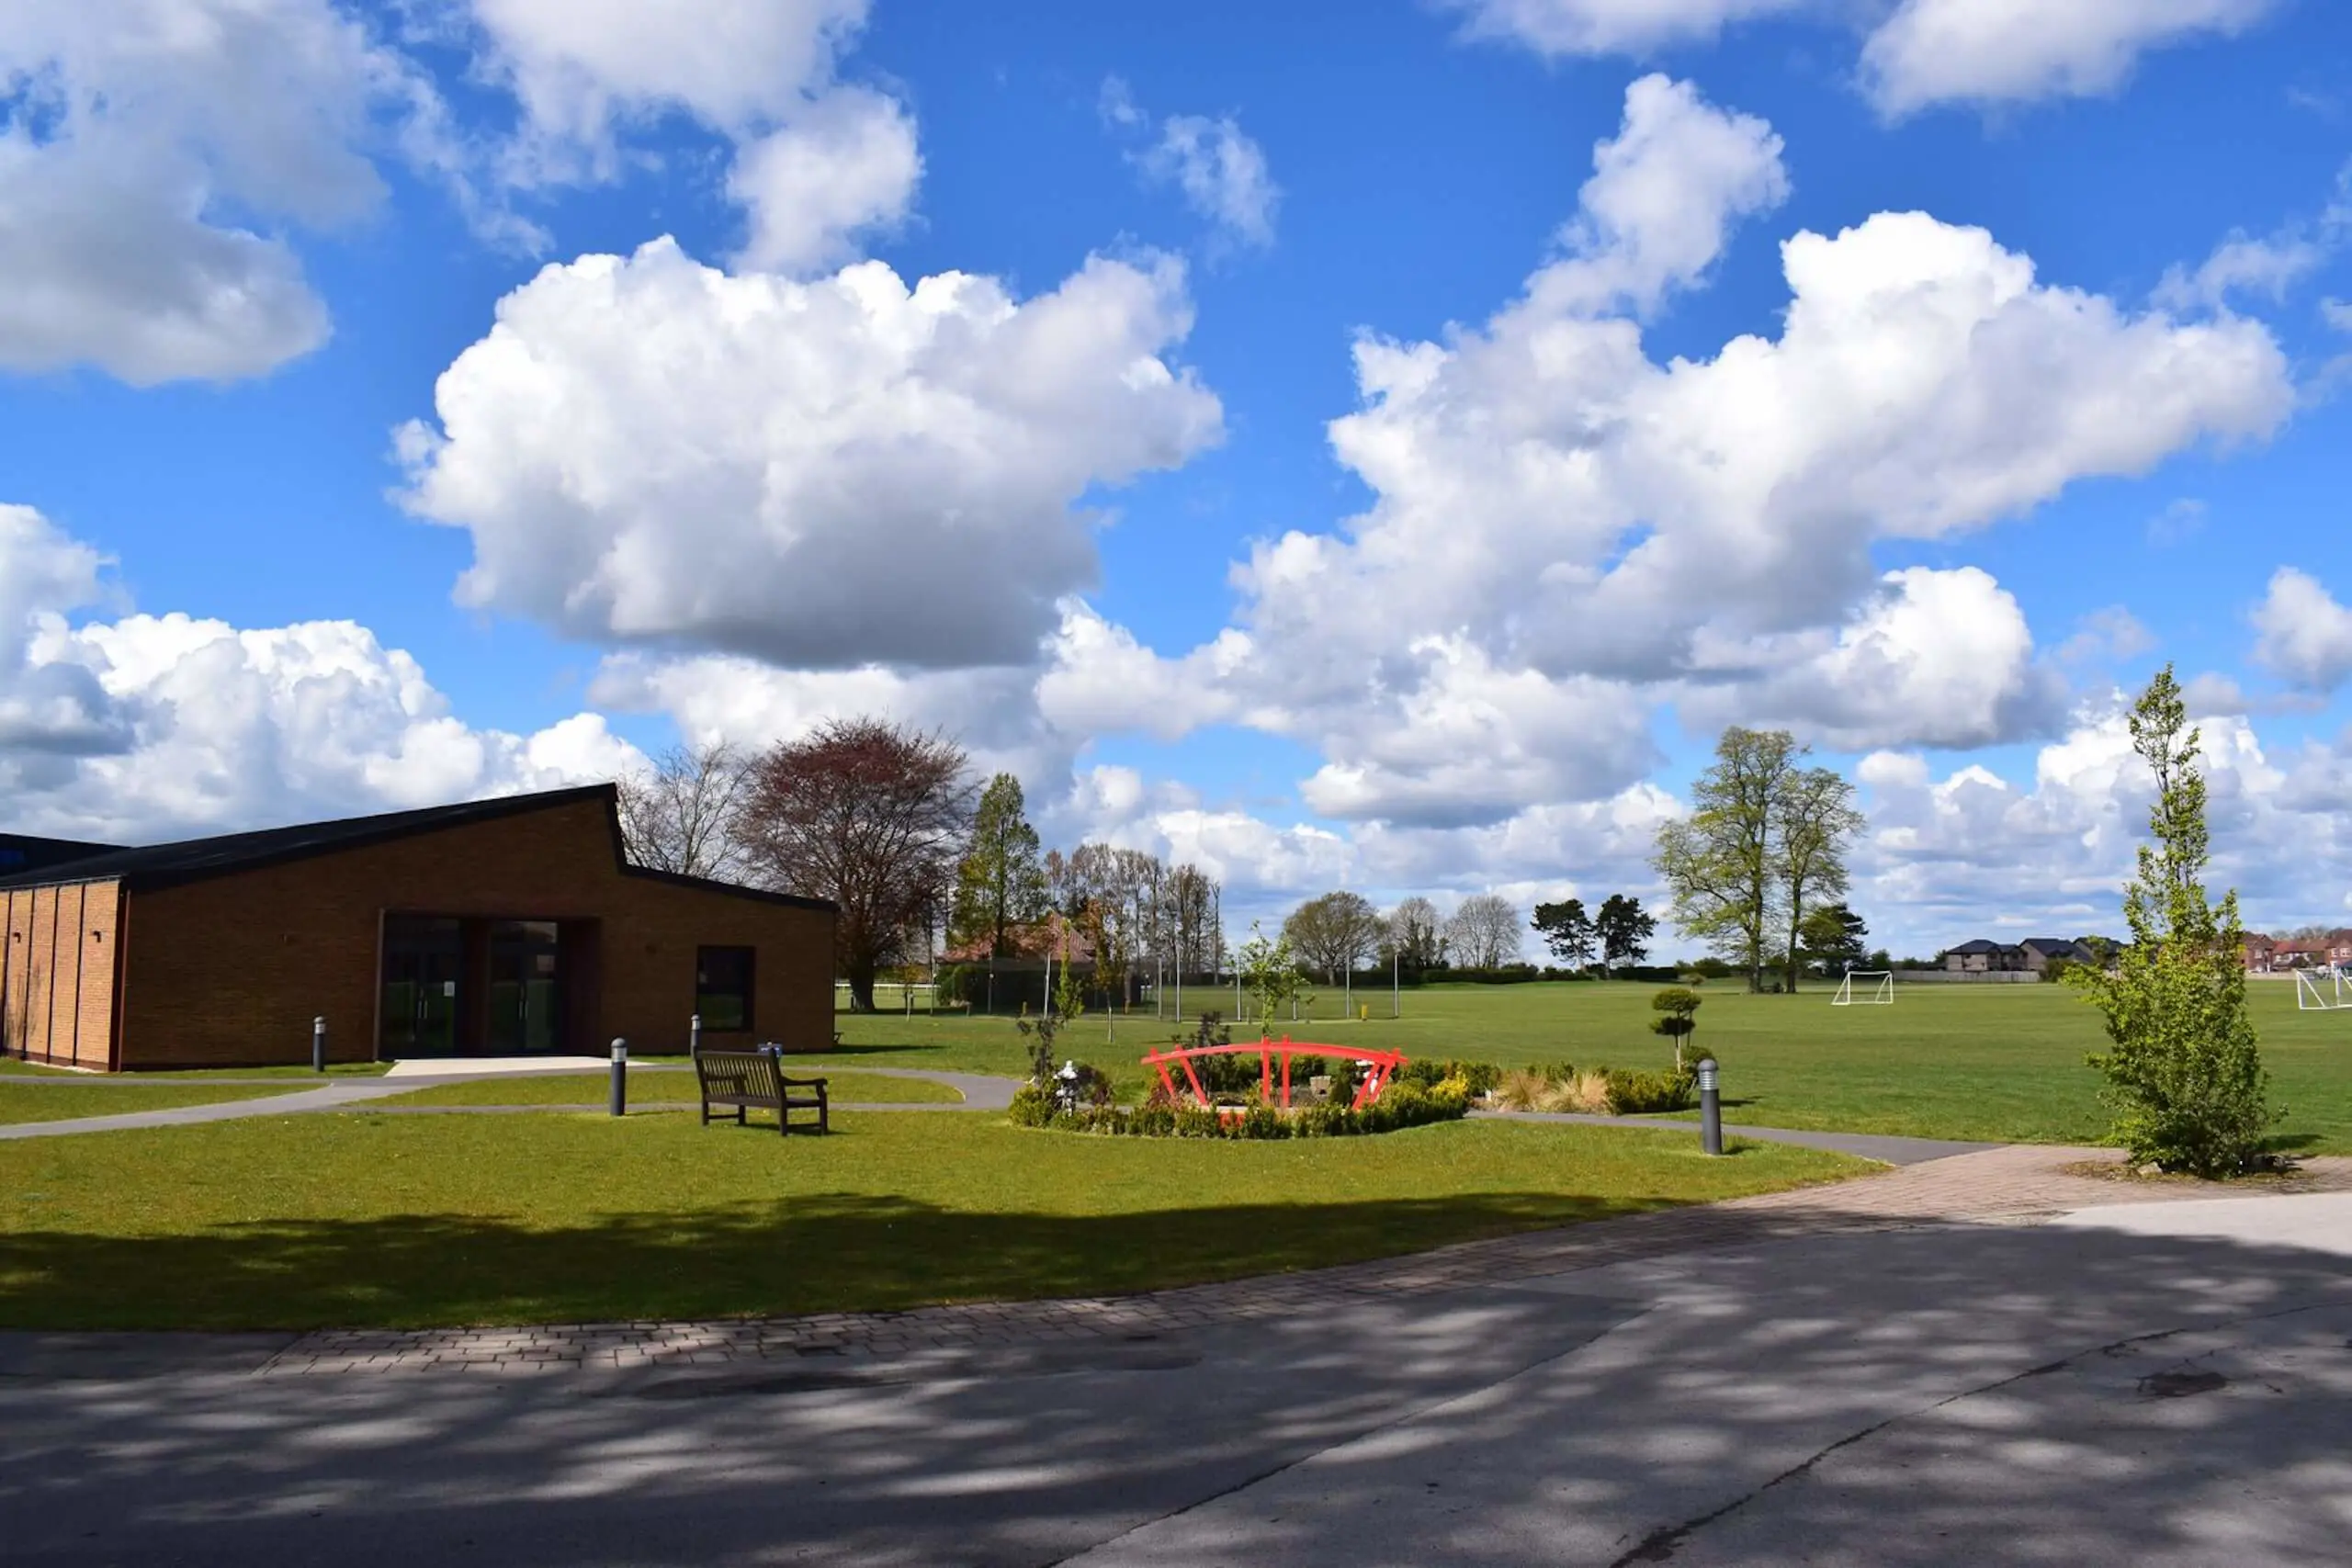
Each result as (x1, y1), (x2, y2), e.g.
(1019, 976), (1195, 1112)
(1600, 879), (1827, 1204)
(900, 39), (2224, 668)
(258, 1145), (2352, 1379)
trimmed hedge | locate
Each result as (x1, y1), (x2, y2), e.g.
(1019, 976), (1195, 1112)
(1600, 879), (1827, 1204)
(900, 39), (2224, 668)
(1008, 1077), (1474, 1139)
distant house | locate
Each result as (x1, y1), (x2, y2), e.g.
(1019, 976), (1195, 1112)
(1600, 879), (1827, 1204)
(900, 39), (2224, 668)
(2243, 935), (2278, 973)
(2017, 938), (2098, 973)
(1942, 938), (2097, 976)
(2274, 938), (2332, 970)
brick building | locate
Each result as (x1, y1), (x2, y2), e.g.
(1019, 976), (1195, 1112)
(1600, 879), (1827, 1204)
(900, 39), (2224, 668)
(0, 785), (835, 1071)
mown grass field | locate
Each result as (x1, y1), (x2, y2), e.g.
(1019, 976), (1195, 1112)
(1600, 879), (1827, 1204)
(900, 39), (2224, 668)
(371, 1069), (962, 1107)
(0, 1083), (306, 1125)
(0, 1111), (1860, 1330)
(829, 979), (2352, 1150)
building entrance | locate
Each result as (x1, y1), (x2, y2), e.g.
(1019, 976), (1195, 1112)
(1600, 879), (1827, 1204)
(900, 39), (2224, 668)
(379, 915), (578, 1058)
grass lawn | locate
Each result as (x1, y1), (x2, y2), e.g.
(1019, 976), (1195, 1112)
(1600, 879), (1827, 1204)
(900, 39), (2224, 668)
(0, 1111), (1864, 1330)
(827, 980), (2352, 1151)
(0, 1083), (304, 1125)
(372, 1069), (963, 1107)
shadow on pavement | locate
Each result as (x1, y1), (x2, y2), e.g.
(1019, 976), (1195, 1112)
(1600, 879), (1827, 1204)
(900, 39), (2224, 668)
(3, 1213), (2350, 1564)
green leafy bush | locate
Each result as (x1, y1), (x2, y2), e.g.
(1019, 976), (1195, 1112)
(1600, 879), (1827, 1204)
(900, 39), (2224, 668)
(1602, 1067), (1696, 1115)
(1323, 1055), (1363, 1103)
(1398, 1057), (1500, 1095)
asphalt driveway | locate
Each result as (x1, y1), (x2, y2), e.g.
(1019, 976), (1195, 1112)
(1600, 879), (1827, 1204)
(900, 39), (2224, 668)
(5, 1190), (2349, 1564)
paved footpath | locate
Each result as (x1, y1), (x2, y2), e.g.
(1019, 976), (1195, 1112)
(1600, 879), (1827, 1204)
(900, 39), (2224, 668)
(6, 1145), (2352, 1565)
(0, 1065), (1008, 1139)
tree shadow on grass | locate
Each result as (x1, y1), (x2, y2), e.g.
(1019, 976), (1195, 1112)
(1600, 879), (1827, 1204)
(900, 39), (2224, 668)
(0, 1190), (1674, 1333)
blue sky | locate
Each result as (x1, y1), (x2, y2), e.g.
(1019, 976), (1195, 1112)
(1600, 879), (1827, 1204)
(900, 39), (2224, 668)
(5, 0), (2352, 958)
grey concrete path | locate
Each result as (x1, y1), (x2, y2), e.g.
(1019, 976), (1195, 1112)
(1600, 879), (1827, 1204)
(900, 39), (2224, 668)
(0, 1066), (1014, 1137)
(6, 1179), (2351, 1564)
(0, 1077), (417, 1140)
(1475, 1107), (1998, 1165)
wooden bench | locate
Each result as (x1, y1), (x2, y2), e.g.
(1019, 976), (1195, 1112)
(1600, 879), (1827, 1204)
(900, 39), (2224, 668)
(694, 1047), (829, 1136)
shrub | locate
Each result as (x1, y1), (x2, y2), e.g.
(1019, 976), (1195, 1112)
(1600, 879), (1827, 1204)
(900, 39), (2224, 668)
(1602, 1067), (1696, 1115)
(1324, 1055), (1363, 1103)
(1007, 1083), (1055, 1127)
(1553, 1070), (1612, 1114)
(1491, 1066), (1552, 1111)
(1397, 1057), (1501, 1095)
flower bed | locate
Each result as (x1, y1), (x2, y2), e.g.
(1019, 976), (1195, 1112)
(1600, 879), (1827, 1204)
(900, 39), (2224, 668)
(1008, 1076), (1475, 1139)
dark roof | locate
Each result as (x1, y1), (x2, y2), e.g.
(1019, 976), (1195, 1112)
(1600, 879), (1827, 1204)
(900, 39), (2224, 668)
(2019, 938), (2092, 955)
(0, 785), (834, 913)
(1945, 939), (2014, 954)
(0, 833), (125, 876)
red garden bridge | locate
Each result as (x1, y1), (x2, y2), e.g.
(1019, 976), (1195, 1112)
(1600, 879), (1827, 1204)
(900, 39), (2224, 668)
(1140, 1037), (1408, 1111)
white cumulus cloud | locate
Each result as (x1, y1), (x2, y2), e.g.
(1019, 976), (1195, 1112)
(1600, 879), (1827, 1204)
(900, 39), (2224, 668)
(468, 0), (916, 274)
(1035, 76), (2291, 829)
(396, 238), (1222, 671)
(1442, 0), (1808, 56)
(1680, 567), (2060, 751)
(1538, 73), (1787, 316)
(0, 505), (639, 841)
(0, 0), (429, 383)
(2252, 567), (2352, 694)
(1862, 0), (2279, 117)
(1857, 703), (2352, 949)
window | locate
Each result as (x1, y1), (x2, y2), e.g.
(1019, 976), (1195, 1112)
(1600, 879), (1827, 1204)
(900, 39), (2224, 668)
(696, 946), (755, 1032)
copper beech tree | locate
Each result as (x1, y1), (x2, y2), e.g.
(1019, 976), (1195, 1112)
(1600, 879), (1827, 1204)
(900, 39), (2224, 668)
(739, 718), (976, 1012)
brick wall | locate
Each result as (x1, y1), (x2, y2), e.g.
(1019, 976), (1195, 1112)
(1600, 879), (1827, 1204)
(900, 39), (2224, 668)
(109, 797), (832, 1069)
(0, 880), (119, 1068)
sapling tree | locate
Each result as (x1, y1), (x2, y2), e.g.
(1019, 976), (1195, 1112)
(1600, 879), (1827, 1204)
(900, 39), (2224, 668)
(1016, 963), (1085, 1087)
(2073, 665), (2276, 1177)
(1649, 987), (1702, 1073)
(1237, 920), (1309, 1036)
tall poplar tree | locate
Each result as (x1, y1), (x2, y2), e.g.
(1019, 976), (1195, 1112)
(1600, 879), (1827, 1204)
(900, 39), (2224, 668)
(948, 773), (1049, 961)
(2074, 666), (2275, 1176)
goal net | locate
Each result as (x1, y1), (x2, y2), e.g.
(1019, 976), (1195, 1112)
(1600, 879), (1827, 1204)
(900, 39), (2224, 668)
(1833, 970), (1894, 1006)
(2296, 966), (2352, 1012)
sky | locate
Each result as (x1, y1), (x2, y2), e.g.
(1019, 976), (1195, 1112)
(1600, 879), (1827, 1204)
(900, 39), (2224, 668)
(4, 0), (2351, 961)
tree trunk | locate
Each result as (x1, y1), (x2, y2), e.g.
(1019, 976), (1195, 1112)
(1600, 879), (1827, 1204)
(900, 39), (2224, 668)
(844, 964), (878, 1012)
(1785, 899), (1804, 994)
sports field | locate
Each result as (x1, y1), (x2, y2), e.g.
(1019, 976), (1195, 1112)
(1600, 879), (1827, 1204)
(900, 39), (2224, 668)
(830, 979), (2352, 1151)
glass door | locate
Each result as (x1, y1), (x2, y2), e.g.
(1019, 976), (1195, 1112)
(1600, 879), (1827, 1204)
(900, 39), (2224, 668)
(380, 917), (462, 1057)
(489, 920), (562, 1054)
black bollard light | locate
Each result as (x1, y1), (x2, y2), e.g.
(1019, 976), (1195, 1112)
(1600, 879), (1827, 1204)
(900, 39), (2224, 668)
(689, 1012), (703, 1062)
(312, 1015), (326, 1074)
(610, 1037), (628, 1117)
(1697, 1055), (1722, 1156)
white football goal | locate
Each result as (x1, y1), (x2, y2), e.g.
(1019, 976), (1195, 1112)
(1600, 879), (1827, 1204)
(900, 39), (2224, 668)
(2296, 966), (2352, 1012)
(1833, 970), (1894, 1006)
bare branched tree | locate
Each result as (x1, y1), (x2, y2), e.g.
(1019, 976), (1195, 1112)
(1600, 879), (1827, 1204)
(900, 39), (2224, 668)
(738, 718), (976, 1012)
(615, 739), (753, 881)
(1446, 894), (1524, 970)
